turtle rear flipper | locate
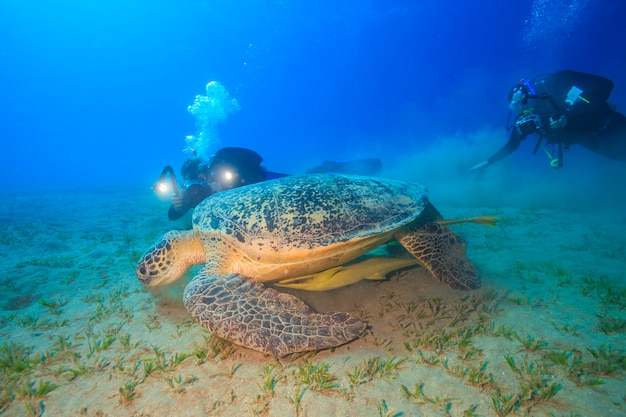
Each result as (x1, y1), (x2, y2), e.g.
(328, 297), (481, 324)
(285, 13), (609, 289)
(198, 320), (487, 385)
(184, 269), (366, 356)
(395, 222), (480, 290)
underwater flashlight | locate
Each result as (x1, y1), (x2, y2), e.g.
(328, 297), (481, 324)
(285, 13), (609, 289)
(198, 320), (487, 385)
(154, 180), (170, 194)
(153, 165), (179, 197)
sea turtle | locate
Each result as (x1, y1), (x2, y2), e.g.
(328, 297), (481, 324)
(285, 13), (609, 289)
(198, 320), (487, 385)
(136, 174), (483, 356)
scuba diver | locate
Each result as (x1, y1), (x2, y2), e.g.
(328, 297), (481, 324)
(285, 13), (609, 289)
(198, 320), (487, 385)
(156, 147), (286, 221)
(470, 70), (626, 170)
(154, 147), (383, 221)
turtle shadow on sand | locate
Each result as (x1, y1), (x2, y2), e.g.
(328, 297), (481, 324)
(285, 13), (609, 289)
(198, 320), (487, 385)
(136, 174), (494, 356)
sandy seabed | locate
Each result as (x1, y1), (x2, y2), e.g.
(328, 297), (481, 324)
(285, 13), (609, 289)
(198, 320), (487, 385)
(1, 182), (625, 417)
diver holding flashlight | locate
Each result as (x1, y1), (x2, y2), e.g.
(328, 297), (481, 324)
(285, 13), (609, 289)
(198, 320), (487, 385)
(155, 147), (285, 221)
(155, 147), (384, 221)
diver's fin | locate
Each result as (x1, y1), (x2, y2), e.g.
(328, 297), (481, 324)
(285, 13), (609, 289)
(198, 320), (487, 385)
(437, 216), (499, 227)
(275, 257), (420, 291)
(305, 158), (382, 175)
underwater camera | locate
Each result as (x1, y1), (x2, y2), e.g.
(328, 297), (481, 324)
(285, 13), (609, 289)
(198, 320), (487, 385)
(153, 166), (207, 199)
(181, 181), (205, 195)
(153, 165), (179, 197)
(515, 112), (543, 135)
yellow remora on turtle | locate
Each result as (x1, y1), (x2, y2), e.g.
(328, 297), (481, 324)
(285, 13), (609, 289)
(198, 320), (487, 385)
(437, 216), (499, 227)
(275, 257), (420, 291)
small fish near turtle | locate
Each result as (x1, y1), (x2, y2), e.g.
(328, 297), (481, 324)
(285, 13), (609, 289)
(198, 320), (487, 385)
(136, 174), (497, 356)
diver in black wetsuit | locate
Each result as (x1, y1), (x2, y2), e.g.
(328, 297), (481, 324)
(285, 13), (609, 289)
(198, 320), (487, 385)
(470, 70), (626, 170)
(159, 147), (285, 221)
(155, 147), (383, 221)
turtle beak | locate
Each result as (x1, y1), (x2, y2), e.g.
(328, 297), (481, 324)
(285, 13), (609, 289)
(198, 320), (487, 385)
(135, 239), (173, 287)
(135, 230), (204, 287)
(136, 257), (154, 286)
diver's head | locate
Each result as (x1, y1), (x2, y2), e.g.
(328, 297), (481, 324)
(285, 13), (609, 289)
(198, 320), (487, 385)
(181, 157), (210, 181)
(508, 79), (537, 113)
(509, 84), (528, 112)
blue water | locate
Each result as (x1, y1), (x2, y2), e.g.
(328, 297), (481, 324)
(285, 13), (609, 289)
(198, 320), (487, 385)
(2, 0), (625, 191)
(2, 3), (626, 415)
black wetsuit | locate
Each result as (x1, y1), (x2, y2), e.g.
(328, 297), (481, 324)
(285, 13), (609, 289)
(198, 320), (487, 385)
(487, 70), (626, 166)
(167, 182), (212, 221)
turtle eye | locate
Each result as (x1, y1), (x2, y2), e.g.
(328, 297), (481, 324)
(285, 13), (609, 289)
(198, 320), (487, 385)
(136, 263), (152, 285)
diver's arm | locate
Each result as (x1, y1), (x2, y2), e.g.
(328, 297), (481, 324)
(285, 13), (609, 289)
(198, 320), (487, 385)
(487, 130), (524, 164)
(470, 130), (524, 170)
(167, 190), (193, 221)
(167, 183), (215, 220)
(167, 204), (189, 221)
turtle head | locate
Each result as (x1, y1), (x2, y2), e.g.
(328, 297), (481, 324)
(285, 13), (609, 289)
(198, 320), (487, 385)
(136, 230), (205, 287)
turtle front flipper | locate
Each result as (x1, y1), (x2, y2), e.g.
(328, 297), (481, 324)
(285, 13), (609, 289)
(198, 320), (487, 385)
(395, 222), (480, 290)
(183, 268), (366, 356)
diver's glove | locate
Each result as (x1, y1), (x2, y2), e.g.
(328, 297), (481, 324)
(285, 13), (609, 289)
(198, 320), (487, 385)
(549, 113), (568, 129)
(468, 161), (489, 172)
